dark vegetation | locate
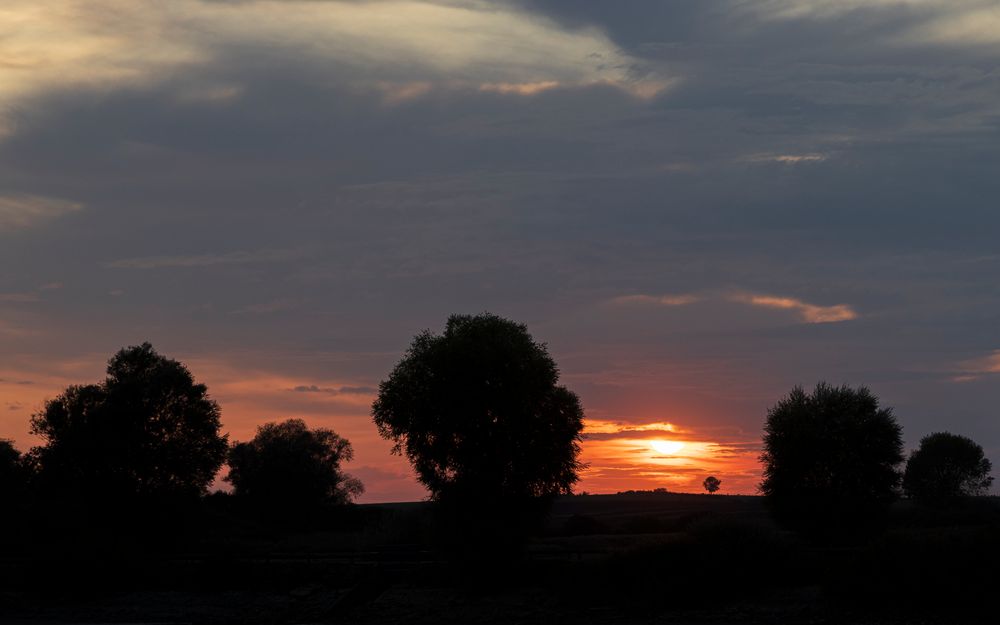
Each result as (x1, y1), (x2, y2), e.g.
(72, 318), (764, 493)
(227, 418), (364, 512)
(372, 313), (585, 559)
(760, 383), (905, 533)
(0, 317), (996, 624)
(903, 432), (994, 504)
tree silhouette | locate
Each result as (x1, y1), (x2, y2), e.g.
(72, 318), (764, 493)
(903, 432), (993, 503)
(226, 418), (363, 507)
(0, 439), (27, 501)
(760, 383), (904, 522)
(372, 313), (585, 552)
(373, 313), (585, 500)
(29, 343), (228, 500)
(703, 475), (721, 494)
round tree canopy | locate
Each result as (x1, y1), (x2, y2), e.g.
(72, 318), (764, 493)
(372, 313), (585, 501)
(29, 343), (228, 500)
(760, 383), (904, 507)
(903, 432), (993, 502)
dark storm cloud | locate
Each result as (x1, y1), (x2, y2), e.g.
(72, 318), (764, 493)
(1, 1), (999, 496)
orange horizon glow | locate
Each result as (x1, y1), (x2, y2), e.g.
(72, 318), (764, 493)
(1, 359), (764, 502)
(575, 418), (762, 496)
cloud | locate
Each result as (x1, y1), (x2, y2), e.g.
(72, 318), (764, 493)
(289, 385), (377, 396)
(748, 0), (1000, 49)
(730, 293), (858, 323)
(610, 291), (856, 324)
(0, 0), (661, 136)
(584, 419), (685, 441)
(0, 194), (82, 232)
(611, 294), (701, 306)
(105, 248), (303, 269)
(745, 153), (827, 164)
(479, 81), (562, 96)
(952, 350), (1000, 382)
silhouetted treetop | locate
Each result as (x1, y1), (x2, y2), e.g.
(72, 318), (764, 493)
(760, 383), (904, 507)
(903, 432), (993, 503)
(372, 313), (585, 501)
(29, 343), (228, 499)
(226, 418), (363, 506)
(703, 476), (721, 494)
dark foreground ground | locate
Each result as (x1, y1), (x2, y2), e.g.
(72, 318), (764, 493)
(2, 492), (998, 624)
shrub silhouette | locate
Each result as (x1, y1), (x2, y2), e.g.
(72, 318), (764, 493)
(29, 343), (228, 501)
(903, 432), (993, 504)
(372, 313), (585, 554)
(760, 383), (904, 527)
(703, 475), (721, 494)
(226, 418), (363, 508)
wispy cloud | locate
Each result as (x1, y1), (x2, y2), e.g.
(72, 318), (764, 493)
(0, 194), (82, 232)
(611, 291), (856, 323)
(745, 153), (827, 164)
(105, 248), (303, 269)
(289, 385), (376, 396)
(610, 293), (701, 306)
(730, 293), (858, 323)
(952, 350), (1000, 382)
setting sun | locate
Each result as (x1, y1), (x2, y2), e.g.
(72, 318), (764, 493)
(649, 439), (685, 456)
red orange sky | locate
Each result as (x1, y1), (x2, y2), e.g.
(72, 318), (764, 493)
(0, 351), (763, 502)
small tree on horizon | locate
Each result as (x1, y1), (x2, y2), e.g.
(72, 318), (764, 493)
(703, 475), (721, 494)
(226, 418), (363, 507)
(903, 432), (993, 504)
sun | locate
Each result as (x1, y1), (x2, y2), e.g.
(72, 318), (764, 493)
(649, 439), (685, 456)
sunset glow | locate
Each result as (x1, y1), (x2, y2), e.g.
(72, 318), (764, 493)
(3, 0), (998, 508)
(649, 440), (685, 456)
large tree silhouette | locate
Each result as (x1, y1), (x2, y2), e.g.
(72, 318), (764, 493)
(226, 418), (363, 507)
(373, 313), (584, 503)
(903, 432), (993, 503)
(29, 343), (228, 500)
(760, 383), (904, 522)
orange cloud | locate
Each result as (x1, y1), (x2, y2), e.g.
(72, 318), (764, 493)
(479, 81), (561, 96)
(951, 350), (1000, 382)
(731, 293), (857, 323)
(577, 419), (761, 495)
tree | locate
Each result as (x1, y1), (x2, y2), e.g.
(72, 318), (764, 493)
(372, 314), (585, 552)
(372, 313), (585, 501)
(0, 439), (27, 501)
(703, 475), (721, 494)
(29, 343), (228, 500)
(226, 418), (363, 507)
(903, 432), (993, 503)
(760, 383), (904, 520)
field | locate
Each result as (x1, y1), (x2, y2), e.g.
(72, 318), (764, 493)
(2, 492), (997, 624)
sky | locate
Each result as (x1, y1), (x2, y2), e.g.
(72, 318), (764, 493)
(2, 0), (999, 502)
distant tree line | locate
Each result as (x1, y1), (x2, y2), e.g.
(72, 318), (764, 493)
(760, 382), (994, 528)
(0, 313), (994, 553)
(1, 343), (363, 518)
